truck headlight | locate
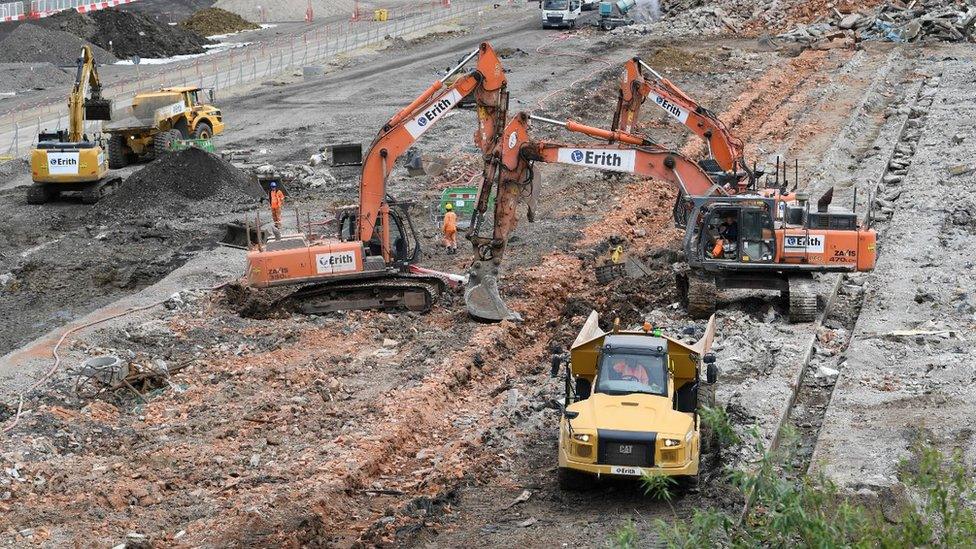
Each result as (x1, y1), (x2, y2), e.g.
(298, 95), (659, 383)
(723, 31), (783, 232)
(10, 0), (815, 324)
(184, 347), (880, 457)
(686, 430), (694, 443)
(573, 433), (591, 443)
(662, 438), (681, 447)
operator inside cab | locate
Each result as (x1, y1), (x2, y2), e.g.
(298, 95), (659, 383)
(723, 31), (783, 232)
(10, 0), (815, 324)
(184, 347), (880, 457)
(597, 351), (667, 396)
(708, 213), (739, 259)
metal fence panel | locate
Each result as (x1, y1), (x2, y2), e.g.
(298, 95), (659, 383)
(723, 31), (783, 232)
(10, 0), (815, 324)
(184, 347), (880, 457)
(1, 1), (484, 158)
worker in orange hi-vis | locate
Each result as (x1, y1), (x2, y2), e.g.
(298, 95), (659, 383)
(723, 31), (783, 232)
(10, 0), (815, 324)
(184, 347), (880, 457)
(269, 181), (284, 229)
(442, 202), (458, 254)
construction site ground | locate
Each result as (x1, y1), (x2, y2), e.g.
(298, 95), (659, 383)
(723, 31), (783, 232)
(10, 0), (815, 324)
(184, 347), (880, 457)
(1, 3), (974, 547)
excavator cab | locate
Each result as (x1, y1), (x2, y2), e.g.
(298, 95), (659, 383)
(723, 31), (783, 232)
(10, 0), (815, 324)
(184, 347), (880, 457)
(337, 202), (420, 264)
(700, 204), (775, 264)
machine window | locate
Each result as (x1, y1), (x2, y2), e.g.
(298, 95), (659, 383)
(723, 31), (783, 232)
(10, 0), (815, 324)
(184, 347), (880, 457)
(595, 352), (667, 397)
(544, 0), (568, 9)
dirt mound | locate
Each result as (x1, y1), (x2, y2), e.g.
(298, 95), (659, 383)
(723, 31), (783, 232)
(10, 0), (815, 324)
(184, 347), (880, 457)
(180, 7), (259, 36)
(0, 63), (73, 93)
(41, 8), (212, 60)
(119, 0), (217, 24)
(0, 24), (116, 65)
(100, 148), (265, 215)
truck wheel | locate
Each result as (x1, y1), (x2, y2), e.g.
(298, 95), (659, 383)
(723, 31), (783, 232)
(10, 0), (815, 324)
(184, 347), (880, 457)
(192, 122), (213, 140)
(153, 129), (181, 158)
(675, 474), (700, 494)
(557, 467), (593, 491)
(108, 134), (128, 169)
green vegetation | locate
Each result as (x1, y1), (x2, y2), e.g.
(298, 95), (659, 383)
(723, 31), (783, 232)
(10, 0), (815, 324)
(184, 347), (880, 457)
(611, 406), (976, 548)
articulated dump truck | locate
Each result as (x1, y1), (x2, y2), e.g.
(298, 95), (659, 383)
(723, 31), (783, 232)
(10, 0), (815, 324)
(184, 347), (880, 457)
(551, 311), (718, 489)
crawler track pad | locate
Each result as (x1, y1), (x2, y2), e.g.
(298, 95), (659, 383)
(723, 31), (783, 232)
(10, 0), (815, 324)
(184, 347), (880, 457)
(464, 261), (522, 322)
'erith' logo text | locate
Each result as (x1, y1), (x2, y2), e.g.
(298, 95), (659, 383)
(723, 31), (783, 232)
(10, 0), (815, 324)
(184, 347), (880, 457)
(417, 98), (453, 127)
(655, 96), (683, 119)
(572, 150), (623, 167)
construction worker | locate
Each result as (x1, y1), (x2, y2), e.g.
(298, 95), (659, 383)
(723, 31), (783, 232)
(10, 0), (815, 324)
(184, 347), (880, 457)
(442, 202), (458, 254)
(269, 181), (284, 229)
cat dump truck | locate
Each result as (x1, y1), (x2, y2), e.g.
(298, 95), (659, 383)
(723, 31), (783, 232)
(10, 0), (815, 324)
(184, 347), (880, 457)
(104, 86), (223, 168)
(551, 311), (718, 489)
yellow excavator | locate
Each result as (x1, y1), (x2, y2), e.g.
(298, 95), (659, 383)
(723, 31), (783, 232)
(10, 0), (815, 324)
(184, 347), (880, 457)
(28, 45), (116, 204)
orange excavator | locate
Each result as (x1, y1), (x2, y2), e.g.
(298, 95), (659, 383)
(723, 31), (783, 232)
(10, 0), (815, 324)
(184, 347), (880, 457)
(469, 112), (876, 322)
(244, 43), (511, 315)
(612, 57), (752, 192)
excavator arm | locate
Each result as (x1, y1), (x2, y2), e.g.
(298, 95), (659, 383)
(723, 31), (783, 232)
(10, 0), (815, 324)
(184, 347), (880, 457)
(613, 58), (746, 185)
(464, 111), (725, 322)
(511, 113), (724, 197)
(68, 45), (111, 142)
(357, 42), (508, 247)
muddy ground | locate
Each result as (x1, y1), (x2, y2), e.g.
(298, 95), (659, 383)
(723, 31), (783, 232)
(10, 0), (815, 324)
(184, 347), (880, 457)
(1, 2), (974, 547)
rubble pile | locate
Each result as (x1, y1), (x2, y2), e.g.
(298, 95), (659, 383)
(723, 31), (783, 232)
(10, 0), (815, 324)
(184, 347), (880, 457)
(180, 7), (259, 37)
(608, 0), (974, 43)
(778, 1), (976, 43)
(610, 5), (740, 37)
(232, 153), (342, 191)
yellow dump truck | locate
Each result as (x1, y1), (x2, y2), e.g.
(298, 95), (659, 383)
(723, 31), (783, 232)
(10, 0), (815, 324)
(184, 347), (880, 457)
(551, 311), (717, 489)
(104, 86), (224, 168)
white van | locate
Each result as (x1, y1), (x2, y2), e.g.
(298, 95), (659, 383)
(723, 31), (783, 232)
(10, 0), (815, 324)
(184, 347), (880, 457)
(542, 0), (581, 29)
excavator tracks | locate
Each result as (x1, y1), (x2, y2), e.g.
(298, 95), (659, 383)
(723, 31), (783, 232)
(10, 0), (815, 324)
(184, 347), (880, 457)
(786, 276), (817, 324)
(682, 274), (717, 319)
(280, 275), (447, 315)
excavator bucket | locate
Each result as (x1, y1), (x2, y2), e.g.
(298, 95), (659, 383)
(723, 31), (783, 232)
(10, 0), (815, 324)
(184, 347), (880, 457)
(84, 98), (113, 121)
(330, 143), (363, 166)
(220, 221), (266, 249)
(464, 260), (522, 322)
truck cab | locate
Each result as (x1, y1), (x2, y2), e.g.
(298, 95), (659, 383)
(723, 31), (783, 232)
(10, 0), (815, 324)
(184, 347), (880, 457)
(553, 312), (717, 488)
(542, 0), (581, 29)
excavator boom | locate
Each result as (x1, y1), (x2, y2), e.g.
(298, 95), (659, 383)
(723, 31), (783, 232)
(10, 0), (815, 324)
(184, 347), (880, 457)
(246, 42), (511, 320)
(463, 112), (725, 321)
(509, 113), (724, 197)
(614, 58), (745, 183)
(69, 45), (112, 141)
(358, 42), (507, 246)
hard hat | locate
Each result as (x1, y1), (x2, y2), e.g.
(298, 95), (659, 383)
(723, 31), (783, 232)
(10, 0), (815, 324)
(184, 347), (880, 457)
(444, 202), (453, 211)
(270, 181), (278, 188)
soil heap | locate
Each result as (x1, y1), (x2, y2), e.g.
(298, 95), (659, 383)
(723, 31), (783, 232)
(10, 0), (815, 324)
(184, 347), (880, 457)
(100, 148), (265, 216)
(180, 8), (259, 36)
(40, 8), (212, 59)
(119, 0), (216, 24)
(0, 24), (117, 65)
(0, 63), (73, 93)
